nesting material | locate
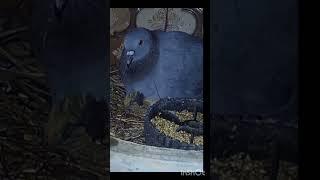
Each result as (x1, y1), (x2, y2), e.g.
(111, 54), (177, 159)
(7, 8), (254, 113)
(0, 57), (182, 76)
(212, 153), (298, 180)
(150, 110), (203, 146)
(112, 42), (124, 60)
(110, 39), (124, 65)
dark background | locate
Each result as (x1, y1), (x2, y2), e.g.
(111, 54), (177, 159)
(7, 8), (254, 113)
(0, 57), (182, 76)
(0, 0), (299, 179)
(210, 0), (298, 119)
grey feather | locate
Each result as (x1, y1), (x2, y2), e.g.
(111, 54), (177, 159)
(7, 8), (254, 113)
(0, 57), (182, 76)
(120, 28), (203, 102)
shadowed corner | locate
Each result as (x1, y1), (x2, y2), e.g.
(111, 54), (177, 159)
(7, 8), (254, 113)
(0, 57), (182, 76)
(210, 0), (298, 179)
(29, 0), (110, 178)
(0, 0), (110, 179)
(44, 94), (110, 178)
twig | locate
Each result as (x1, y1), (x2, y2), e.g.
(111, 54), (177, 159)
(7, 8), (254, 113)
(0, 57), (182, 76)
(114, 118), (143, 124)
(110, 70), (118, 74)
(0, 68), (45, 81)
(21, 81), (50, 97)
(0, 47), (26, 71)
(110, 77), (117, 82)
(15, 80), (47, 104)
(0, 27), (28, 40)
(0, 145), (14, 180)
(124, 134), (141, 141)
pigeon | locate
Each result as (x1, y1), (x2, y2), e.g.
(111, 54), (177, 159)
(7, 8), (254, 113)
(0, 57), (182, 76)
(120, 28), (203, 102)
(31, 0), (109, 144)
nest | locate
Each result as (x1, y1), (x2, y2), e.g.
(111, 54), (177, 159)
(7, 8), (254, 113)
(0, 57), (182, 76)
(0, 5), (108, 179)
(110, 67), (147, 144)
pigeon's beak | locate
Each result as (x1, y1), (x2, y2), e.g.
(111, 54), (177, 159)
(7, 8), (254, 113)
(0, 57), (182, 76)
(126, 50), (135, 68)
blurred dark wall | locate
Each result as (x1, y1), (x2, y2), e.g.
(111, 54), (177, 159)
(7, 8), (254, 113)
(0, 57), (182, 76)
(210, 0), (298, 119)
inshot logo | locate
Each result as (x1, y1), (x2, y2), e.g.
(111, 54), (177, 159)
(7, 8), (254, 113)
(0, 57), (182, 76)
(180, 169), (205, 176)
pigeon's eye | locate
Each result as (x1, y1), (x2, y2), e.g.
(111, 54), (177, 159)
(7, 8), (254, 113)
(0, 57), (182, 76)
(138, 40), (143, 46)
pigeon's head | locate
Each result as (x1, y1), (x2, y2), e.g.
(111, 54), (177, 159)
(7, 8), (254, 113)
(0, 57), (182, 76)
(123, 28), (155, 70)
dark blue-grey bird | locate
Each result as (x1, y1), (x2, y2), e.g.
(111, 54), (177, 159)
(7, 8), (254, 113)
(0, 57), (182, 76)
(120, 28), (203, 103)
(31, 0), (108, 145)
